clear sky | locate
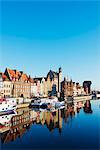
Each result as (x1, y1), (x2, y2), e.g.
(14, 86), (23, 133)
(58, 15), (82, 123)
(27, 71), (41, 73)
(0, 0), (100, 90)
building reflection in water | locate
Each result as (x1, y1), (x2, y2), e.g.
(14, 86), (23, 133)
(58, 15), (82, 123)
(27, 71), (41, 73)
(0, 100), (93, 144)
(83, 100), (93, 113)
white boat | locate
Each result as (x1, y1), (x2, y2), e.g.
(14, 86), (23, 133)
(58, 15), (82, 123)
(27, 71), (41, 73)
(40, 97), (58, 103)
(96, 93), (100, 99)
(30, 102), (40, 108)
(55, 101), (65, 108)
(0, 98), (16, 115)
(39, 108), (47, 112)
(59, 105), (65, 109)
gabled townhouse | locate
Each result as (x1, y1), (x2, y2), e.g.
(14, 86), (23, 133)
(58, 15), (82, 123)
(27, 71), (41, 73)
(29, 76), (38, 97)
(0, 72), (3, 98)
(46, 67), (62, 95)
(34, 77), (47, 97)
(33, 68), (62, 97)
(1, 73), (12, 98)
(4, 68), (31, 98)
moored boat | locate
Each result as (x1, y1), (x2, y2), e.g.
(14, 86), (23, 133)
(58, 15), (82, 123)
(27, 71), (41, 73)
(0, 98), (16, 115)
(55, 101), (65, 108)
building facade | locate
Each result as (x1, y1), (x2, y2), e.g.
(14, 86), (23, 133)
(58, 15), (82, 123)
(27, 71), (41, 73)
(1, 73), (12, 98)
(34, 77), (47, 97)
(0, 73), (3, 98)
(46, 68), (62, 96)
(61, 78), (86, 99)
(4, 68), (31, 98)
(34, 68), (62, 97)
(3, 81), (12, 98)
(61, 77), (74, 98)
(83, 81), (92, 94)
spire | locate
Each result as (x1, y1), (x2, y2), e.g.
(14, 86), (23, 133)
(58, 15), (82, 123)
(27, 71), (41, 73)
(64, 77), (66, 82)
(70, 77), (72, 82)
(59, 67), (62, 73)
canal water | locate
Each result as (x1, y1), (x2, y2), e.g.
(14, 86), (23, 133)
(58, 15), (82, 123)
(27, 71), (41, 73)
(0, 100), (100, 150)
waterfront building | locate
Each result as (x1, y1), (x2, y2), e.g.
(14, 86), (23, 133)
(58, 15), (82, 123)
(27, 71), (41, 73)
(30, 81), (38, 97)
(75, 83), (85, 95)
(34, 77), (47, 97)
(61, 78), (86, 98)
(33, 68), (62, 97)
(73, 82), (78, 96)
(46, 67), (62, 96)
(4, 68), (31, 98)
(83, 81), (92, 94)
(0, 72), (3, 98)
(1, 73), (12, 98)
(28, 76), (38, 97)
(61, 77), (74, 98)
(3, 81), (12, 98)
(40, 77), (47, 96)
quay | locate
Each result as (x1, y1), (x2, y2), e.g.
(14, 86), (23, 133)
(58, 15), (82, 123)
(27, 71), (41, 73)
(73, 95), (92, 101)
(16, 103), (30, 109)
(65, 95), (92, 103)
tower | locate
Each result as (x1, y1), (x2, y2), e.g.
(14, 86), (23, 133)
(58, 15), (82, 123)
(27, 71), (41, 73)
(58, 67), (62, 93)
(83, 81), (92, 94)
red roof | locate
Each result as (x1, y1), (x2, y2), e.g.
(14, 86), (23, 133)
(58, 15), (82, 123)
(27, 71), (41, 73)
(7, 68), (30, 82)
(2, 73), (8, 80)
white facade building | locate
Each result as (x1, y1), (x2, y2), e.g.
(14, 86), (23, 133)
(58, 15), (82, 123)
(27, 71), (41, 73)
(40, 78), (47, 97)
(0, 73), (3, 98)
(3, 81), (12, 98)
(31, 82), (38, 97)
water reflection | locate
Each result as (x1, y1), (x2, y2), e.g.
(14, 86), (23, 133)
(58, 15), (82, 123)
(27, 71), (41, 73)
(0, 100), (93, 144)
(83, 100), (93, 113)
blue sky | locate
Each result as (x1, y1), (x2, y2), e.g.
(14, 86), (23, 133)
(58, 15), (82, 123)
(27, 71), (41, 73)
(0, 1), (100, 90)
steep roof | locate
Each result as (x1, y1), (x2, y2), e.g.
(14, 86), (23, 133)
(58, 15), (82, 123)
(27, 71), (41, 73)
(2, 73), (9, 81)
(29, 76), (34, 83)
(34, 77), (46, 82)
(47, 70), (58, 80)
(21, 73), (28, 81)
(5, 68), (30, 82)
